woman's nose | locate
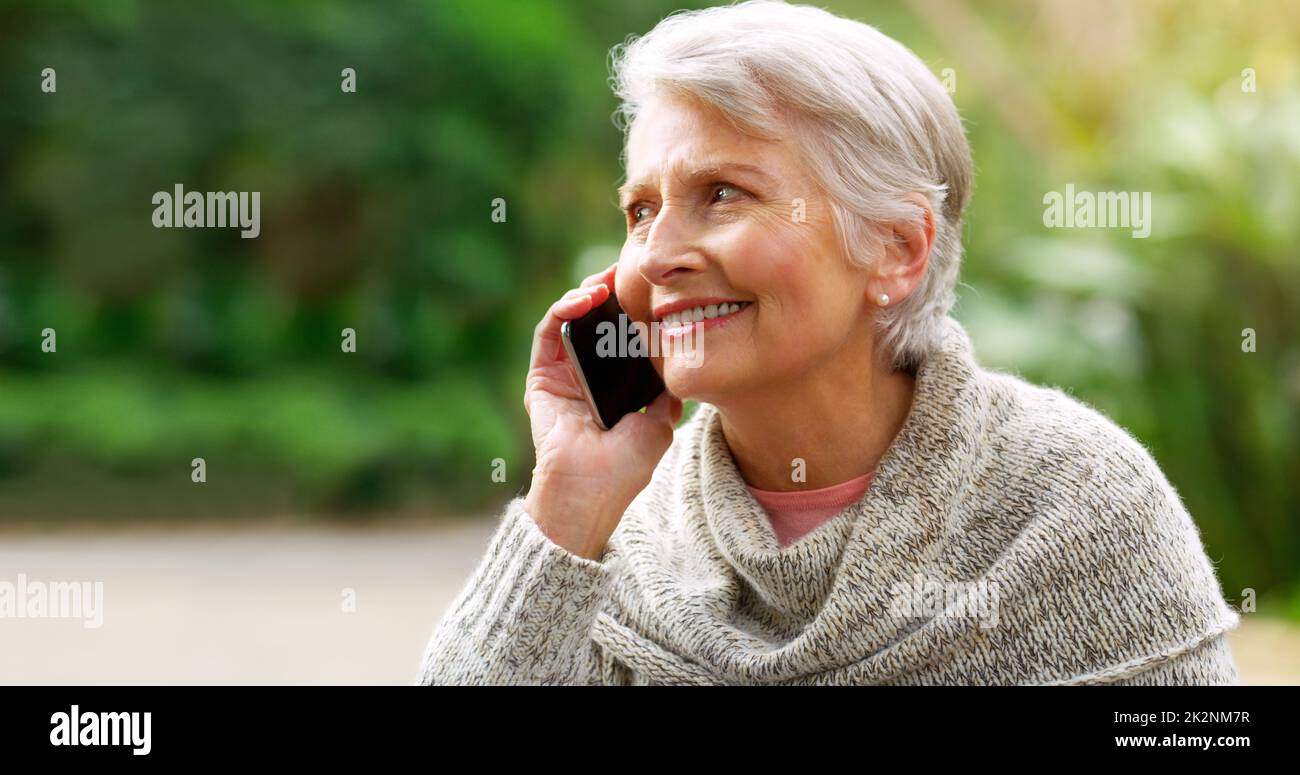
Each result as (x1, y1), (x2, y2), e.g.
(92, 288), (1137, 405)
(637, 205), (707, 285)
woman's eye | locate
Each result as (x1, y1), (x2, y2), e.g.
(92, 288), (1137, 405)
(626, 185), (741, 229)
(627, 204), (653, 225)
(711, 184), (742, 203)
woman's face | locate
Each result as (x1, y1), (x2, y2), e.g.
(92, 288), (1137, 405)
(615, 94), (877, 404)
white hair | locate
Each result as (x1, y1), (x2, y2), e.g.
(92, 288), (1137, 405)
(609, 0), (973, 370)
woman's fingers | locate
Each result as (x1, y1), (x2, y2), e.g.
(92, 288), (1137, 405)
(645, 389), (672, 422)
(610, 389), (677, 451)
(529, 282), (611, 371)
(579, 262), (618, 291)
(529, 264), (618, 371)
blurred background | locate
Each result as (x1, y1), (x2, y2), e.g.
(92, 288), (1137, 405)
(0, 0), (1296, 683)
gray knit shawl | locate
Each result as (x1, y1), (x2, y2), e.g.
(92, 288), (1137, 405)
(417, 315), (1241, 685)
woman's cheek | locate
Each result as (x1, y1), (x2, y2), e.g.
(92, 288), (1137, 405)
(613, 259), (650, 321)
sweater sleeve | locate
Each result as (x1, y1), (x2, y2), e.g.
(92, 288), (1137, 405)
(1088, 632), (1241, 686)
(414, 497), (623, 685)
(1011, 399), (1245, 687)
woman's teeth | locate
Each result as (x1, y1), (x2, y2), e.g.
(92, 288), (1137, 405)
(662, 302), (750, 326)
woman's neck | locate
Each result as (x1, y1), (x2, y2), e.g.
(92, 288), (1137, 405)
(716, 349), (916, 492)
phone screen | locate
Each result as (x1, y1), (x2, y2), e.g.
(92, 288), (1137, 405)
(561, 292), (666, 430)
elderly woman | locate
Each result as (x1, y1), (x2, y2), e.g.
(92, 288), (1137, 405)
(417, 0), (1240, 685)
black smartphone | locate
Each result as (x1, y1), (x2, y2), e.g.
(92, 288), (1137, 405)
(560, 292), (666, 430)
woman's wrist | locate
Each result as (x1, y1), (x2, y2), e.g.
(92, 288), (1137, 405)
(524, 476), (623, 561)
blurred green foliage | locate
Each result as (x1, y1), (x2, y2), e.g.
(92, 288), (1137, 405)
(0, 0), (702, 516)
(0, 2), (1296, 609)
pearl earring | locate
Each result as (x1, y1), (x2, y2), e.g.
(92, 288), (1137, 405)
(876, 293), (890, 307)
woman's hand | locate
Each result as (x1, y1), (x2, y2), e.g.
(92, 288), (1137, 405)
(523, 263), (683, 561)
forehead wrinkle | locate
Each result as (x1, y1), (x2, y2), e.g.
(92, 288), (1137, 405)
(618, 159), (776, 204)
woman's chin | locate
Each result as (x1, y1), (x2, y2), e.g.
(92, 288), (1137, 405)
(663, 361), (740, 405)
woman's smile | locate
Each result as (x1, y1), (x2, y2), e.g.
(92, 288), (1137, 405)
(656, 299), (753, 339)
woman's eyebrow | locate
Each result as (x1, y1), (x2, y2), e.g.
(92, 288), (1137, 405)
(618, 162), (775, 204)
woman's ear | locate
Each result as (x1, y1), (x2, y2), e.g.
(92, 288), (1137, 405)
(873, 193), (935, 305)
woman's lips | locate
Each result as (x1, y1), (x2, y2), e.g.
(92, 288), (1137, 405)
(658, 302), (751, 339)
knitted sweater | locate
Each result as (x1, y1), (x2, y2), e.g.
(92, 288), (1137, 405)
(748, 469), (876, 548)
(416, 316), (1241, 685)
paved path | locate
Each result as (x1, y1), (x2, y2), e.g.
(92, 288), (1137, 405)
(0, 519), (496, 685)
(2, 520), (1296, 684)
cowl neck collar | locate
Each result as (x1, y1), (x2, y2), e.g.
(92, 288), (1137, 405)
(595, 316), (993, 684)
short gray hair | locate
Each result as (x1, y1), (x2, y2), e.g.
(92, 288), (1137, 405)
(609, 0), (972, 370)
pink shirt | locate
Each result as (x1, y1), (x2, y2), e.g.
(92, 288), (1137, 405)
(746, 470), (876, 548)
